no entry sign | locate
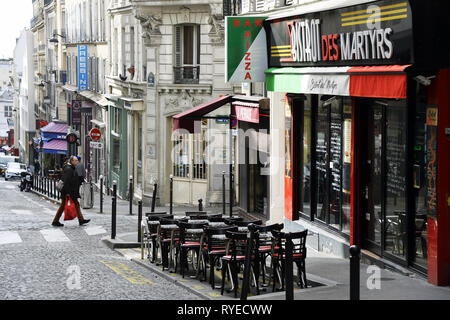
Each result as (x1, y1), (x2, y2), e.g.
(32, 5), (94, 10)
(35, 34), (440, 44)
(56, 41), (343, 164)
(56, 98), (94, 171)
(90, 128), (102, 142)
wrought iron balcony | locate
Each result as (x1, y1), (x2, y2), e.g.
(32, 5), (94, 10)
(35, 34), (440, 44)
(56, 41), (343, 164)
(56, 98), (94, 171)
(173, 66), (200, 84)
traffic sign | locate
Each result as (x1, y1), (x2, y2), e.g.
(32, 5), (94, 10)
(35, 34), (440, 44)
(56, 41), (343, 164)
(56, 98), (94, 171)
(90, 141), (104, 149)
(66, 133), (78, 144)
(90, 128), (102, 142)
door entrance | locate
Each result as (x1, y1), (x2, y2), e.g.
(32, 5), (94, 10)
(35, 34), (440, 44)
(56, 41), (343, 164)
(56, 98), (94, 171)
(360, 99), (408, 262)
(361, 102), (384, 254)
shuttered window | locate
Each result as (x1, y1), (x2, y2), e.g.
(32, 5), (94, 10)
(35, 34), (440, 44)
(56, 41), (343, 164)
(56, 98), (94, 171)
(174, 24), (200, 84)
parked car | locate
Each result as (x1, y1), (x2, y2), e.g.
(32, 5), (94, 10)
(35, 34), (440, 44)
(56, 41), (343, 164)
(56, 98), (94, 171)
(5, 162), (27, 181)
(0, 156), (19, 177)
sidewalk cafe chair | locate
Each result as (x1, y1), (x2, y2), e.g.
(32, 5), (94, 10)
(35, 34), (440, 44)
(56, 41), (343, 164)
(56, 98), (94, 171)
(220, 230), (258, 298)
(271, 229), (308, 291)
(188, 214), (209, 221)
(157, 217), (183, 270)
(248, 223), (284, 289)
(207, 213), (223, 219)
(225, 219), (263, 231)
(200, 226), (238, 289)
(176, 221), (208, 278)
(145, 214), (174, 263)
(185, 211), (208, 217)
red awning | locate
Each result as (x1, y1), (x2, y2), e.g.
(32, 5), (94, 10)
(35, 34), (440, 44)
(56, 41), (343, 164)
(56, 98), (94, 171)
(347, 65), (411, 99)
(173, 95), (233, 133)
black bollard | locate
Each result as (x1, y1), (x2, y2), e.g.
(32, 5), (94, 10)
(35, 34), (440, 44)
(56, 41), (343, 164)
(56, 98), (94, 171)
(198, 199), (203, 212)
(169, 175), (173, 215)
(285, 235), (294, 300)
(138, 200), (143, 243)
(100, 176), (104, 213)
(349, 245), (360, 301)
(222, 171), (226, 216)
(151, 183), (157, 213)
(129, 176), (133, 215)
(111, 181), (117, 240)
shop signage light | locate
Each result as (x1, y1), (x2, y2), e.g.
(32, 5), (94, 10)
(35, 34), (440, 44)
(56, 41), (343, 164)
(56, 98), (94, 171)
(268, 0), (413, 67)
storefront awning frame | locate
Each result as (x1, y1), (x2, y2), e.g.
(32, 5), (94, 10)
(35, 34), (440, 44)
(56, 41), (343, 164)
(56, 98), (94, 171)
(266, 65), (411, 99)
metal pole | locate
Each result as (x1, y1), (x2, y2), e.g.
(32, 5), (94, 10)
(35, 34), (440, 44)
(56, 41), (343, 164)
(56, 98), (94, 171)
(169, 175), (173, 215)
(229, 116), (233, 218)
(129, 176), (133, 215)
(198, 199), (203, 212)
(151, 183), (157, 212)
(285, 236), (294, 300)
(222, 171), (226, 216)
(100, 175), (103, 213)
(111, 181), (117, 240)
(138, 200), (143, 243)
(349, 245), (360, 300)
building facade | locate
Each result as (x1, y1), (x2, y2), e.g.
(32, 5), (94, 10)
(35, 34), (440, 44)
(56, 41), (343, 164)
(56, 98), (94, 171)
(235, 0), (450, 285)
(13, 29), (36, 165)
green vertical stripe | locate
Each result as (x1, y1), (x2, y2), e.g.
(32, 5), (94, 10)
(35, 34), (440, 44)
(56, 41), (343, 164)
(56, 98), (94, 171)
(266, 73), (303, 93)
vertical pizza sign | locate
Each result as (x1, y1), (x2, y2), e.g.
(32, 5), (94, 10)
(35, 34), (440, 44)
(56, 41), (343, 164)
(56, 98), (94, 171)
(225, 16), (268, 83)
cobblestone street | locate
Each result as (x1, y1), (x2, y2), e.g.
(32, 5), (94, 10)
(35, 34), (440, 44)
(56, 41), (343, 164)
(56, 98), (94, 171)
(0, 178), (200, 300)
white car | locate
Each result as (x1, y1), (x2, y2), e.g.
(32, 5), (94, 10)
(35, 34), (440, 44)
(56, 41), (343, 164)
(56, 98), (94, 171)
(5, 162), (27, 181)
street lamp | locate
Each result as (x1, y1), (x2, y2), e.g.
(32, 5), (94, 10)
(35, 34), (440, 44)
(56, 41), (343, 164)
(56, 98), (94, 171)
(49, 33), (66, 44)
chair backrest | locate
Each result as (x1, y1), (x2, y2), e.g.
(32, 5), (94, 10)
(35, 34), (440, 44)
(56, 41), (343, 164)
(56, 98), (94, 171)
(145, 211), (167, 217)
(232, 220), (263, 227)
(159, 217), (178, 225)
(189, 214), (209, 220)
(185, 211), (208, 217)
(204, 226), (238, 251)
(207, 216), (227, 223)
(178, 221), (208, 243)
(147, 214), (173, 222)
(271, 229), (308, 258)
(224, 217), (244, 225)
(248, 223), (283, 234)
(207, 213), (223, 219)
(225, 231), (251, 258)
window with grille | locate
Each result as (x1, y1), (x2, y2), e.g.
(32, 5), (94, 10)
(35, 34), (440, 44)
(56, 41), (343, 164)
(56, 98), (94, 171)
(172, 121), (207, 180)
(174, 24), (200, 84)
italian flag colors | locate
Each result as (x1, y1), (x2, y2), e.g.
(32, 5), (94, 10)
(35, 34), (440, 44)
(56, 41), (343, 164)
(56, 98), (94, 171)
(266, 65), (410, 99)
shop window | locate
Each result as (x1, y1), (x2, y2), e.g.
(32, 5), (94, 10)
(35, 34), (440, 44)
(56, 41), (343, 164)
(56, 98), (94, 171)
(312, 96), (352, 234)
(384, 101), (407, 258)
(301, 97), (312, 217)
(112, 137), (120, 174)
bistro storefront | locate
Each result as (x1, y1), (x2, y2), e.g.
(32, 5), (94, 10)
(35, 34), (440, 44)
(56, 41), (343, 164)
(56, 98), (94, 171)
(263, 0), (449, 285)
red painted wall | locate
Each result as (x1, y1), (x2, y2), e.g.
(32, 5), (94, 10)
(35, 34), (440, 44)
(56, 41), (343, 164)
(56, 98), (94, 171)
(427, 69), (450, 285)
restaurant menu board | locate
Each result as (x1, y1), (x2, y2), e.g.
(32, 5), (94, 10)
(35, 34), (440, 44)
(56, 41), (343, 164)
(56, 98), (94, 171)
(426, 106), (438, 218)
(342, 106), (352, 193)
(386, 118), (406, 198)
(330, 119), (342, 194)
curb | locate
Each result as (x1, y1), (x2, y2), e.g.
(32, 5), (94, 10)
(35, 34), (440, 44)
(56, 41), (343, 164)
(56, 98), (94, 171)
(130, 258), (213, 301)
(102, 238), (141, 249)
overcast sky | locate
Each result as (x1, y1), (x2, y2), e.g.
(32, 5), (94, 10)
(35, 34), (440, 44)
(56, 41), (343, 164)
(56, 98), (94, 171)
(0, 0), (33, 59)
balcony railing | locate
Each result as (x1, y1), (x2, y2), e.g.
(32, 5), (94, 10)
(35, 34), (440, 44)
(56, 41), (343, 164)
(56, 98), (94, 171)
(174, 66), (200, 84)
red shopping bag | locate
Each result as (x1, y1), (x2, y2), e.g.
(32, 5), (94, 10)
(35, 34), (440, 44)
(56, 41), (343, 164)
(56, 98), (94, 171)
(64, 195), (78, 221)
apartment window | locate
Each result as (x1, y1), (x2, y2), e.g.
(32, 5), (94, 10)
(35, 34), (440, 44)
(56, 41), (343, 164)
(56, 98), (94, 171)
(4, 106), (12, 118)
(174, 24), (200, 84)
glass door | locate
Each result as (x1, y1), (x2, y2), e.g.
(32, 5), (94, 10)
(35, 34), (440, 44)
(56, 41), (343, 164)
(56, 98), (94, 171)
(363, 102), (384, 253)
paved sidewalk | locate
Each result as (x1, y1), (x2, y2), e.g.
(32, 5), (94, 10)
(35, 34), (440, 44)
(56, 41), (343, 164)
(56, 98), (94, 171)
(32, 187), (450, 300)
(111, 231), (450, 301)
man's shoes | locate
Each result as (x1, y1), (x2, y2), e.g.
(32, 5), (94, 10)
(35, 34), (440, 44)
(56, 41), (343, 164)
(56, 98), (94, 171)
(52, 222), (64, 227)
(79, 219), (90, 226)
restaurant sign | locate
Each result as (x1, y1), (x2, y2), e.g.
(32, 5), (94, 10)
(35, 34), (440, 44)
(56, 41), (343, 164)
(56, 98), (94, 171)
(225, 16), (268, 83)
(268, 0), (413, 67)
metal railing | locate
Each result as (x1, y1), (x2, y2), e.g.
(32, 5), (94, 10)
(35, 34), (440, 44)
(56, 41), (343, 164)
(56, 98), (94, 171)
(173, 66), (200, 84)
(32, 174), (61, 201)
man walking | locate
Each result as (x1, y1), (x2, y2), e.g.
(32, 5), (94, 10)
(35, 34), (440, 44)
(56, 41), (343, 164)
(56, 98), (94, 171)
(52, 155), (90, 227)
